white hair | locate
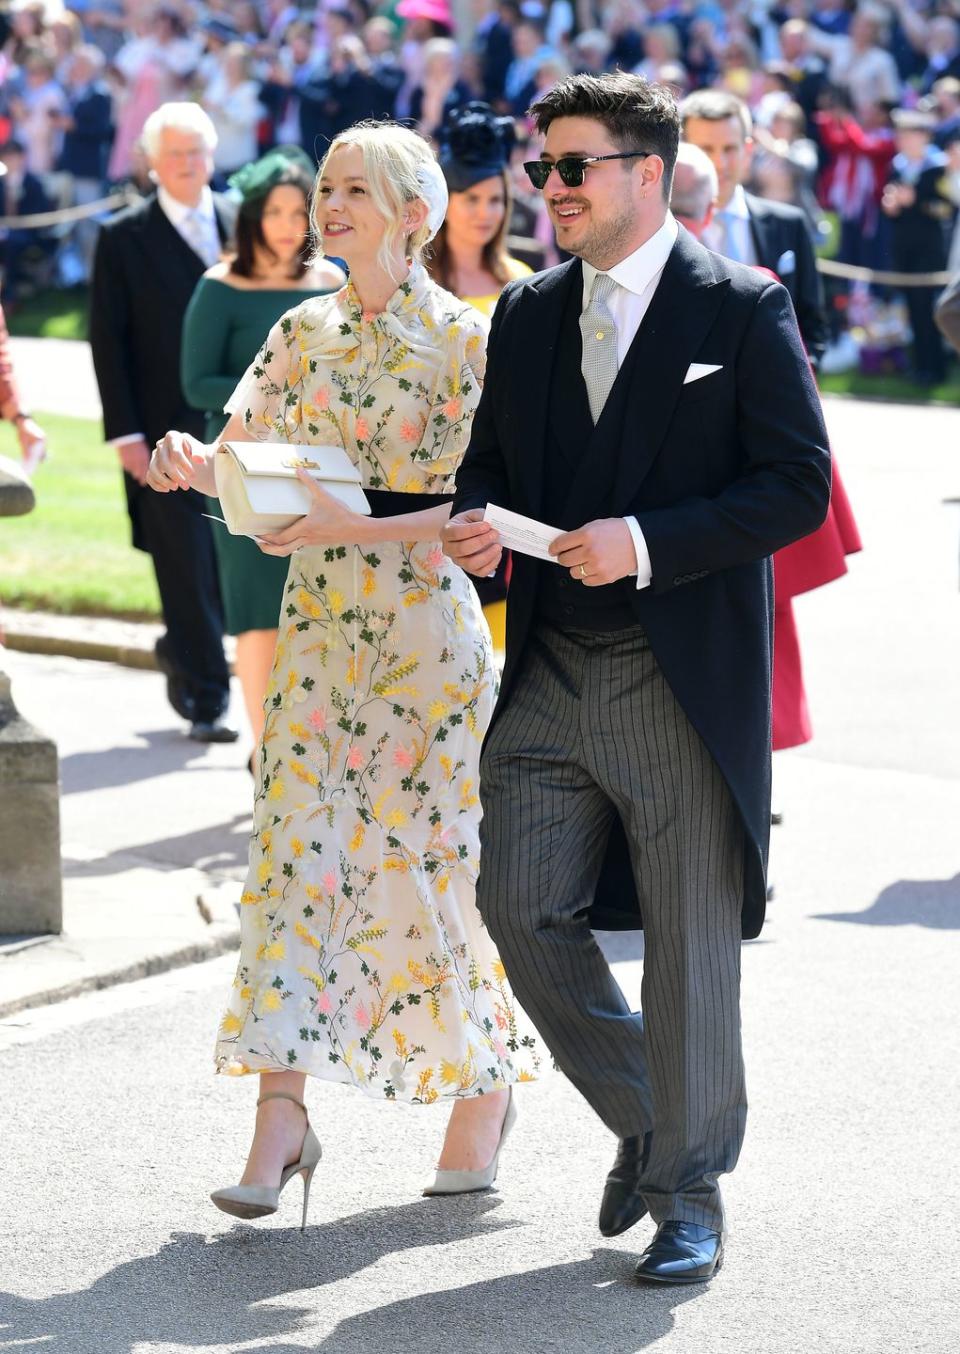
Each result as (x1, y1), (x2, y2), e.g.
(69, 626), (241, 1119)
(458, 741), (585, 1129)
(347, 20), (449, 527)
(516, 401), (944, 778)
(672, 142), (719, 224)
(142, 102), (217, 159)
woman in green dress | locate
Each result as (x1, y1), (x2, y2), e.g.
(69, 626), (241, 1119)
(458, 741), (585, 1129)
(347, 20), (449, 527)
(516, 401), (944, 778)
(181, 148), (345, 752)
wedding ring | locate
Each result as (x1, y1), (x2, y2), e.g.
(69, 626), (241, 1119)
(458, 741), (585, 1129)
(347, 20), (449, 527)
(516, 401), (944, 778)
(578, 564), (587, 580)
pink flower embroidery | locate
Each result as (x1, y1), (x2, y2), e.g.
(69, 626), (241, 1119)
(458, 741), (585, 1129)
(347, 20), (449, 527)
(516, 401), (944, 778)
(443, 398), (462, 420)
(354, 1001), (370, 1030)
(315, 387), (330, 411)
(400, 418), (420, 443)
(322, 871), (337, 892)
(392, 742), (415, 770)
(354, 416), (371, 442)
(308, 705), (328, 732)
(425, 545), (445, 569)
(494, 1039), (508, 1059)
(346, 746), (365, 770)
(317, 991), (332, 1014)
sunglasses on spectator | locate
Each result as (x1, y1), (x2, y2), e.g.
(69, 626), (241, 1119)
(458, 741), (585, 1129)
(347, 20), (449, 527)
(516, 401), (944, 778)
(523, 152), (653, 190)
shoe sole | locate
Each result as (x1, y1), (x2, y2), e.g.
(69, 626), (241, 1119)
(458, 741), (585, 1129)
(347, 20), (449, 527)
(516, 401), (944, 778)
(635, 1254), (723, 1285)
(599, 1206), (649, 1237)
(210, 1196), (278, 1220)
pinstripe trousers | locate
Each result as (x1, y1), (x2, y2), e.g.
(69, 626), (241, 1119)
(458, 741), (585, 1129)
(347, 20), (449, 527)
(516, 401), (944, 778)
(478, 623), (747, 1231)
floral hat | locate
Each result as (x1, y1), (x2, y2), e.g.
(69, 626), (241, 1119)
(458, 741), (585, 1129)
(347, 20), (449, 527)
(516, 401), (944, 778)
(437, 102), (518, 193)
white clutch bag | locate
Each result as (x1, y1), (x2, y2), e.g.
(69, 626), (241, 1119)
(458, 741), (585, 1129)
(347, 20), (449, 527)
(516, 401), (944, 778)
(214, 441), (370, 537)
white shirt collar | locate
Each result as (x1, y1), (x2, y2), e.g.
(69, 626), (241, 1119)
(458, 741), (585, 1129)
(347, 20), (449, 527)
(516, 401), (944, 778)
(157, 184), (215, 227)
(582, 212), (680, 300)
(720, 184), (751, 219)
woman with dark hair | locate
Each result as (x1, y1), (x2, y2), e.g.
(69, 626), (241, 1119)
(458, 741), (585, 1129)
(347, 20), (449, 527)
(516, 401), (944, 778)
(181, 147), (345, 754)
(428, 103), (531, 649)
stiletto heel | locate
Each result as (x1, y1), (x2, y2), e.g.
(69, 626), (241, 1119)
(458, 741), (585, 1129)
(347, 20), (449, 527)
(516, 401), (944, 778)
(423, 1088), (516, 1196)
(300, 1160), (317, 1234)
(211, 1092), (322, 1229)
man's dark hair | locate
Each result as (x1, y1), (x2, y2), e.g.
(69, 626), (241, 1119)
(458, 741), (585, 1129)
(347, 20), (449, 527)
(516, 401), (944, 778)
(528, 72), (681, 200)
(679, 89), (752, 140)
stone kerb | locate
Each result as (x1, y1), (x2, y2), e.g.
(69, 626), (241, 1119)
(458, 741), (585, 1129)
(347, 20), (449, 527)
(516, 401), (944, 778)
(0, 454), (62, 934)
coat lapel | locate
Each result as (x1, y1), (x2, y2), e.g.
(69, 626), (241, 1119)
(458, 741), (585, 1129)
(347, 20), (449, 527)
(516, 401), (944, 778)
(612, 228), (730, 510)
(744, 191), (775, 272)
(513, 259), (582, 515)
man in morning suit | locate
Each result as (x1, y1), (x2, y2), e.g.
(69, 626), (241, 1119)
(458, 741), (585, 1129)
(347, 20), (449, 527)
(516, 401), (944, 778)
(681, 88), (828, 368)
(90, 102), (237, 741)
(442, 73), (831, 1284)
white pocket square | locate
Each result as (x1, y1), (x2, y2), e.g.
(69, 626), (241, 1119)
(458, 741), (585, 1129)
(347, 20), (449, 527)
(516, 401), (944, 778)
(684, 362), (723, 385)
(776, 249), (796, 275)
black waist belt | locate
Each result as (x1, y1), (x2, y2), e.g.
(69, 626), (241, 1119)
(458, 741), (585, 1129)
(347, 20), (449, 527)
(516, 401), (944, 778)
(364, 489), (454, 519)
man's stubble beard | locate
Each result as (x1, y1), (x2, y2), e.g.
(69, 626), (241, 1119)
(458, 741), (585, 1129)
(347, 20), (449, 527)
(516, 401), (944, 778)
(564, 195), (640, 270)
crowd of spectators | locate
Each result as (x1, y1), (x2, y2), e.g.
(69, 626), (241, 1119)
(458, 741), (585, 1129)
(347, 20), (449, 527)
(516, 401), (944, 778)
(3, 0), (960, 375)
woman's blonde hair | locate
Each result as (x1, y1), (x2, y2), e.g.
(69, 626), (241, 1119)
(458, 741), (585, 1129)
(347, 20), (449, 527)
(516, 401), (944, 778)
(312, 121), (438, 279)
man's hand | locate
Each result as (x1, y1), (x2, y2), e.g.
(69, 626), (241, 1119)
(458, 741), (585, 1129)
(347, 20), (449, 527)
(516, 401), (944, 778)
(550, 518), (638, 586)
(118, 437), (151, 485)
(442, 509), (503, 577)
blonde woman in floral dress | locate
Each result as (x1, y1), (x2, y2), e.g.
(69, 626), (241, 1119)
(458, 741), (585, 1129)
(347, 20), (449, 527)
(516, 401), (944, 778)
(148, 122), (536, 1227)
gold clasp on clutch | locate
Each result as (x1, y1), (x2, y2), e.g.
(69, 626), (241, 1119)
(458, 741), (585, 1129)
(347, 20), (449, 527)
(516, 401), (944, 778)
(282, 457), (321, 470)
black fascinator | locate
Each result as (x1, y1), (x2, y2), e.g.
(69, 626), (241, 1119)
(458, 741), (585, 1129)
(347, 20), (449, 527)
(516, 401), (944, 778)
(438, 102), (517, 192)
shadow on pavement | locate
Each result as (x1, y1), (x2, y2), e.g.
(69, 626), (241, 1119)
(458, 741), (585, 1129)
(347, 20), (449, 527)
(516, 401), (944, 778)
(61, 814), (252, 877)
(59, 729), (245, 796)
(0, 1197), (508, 1352)
(315, 1246), (699, 1353)
(816, 874), (960, 929)
(0, 1199), (700, 1353)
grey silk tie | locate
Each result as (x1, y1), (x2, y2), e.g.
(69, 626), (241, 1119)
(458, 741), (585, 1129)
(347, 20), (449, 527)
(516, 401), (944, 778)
(580, 270), (620, 424)
(181, 207), (219, 267)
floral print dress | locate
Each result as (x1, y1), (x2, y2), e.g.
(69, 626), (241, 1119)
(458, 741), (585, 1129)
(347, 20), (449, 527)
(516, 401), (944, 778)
(214, 263), (537, 1101)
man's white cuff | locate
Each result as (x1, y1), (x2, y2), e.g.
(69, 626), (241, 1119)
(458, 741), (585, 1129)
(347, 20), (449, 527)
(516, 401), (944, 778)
(624, 515), (652, 590)
(111, 433), (146, 449)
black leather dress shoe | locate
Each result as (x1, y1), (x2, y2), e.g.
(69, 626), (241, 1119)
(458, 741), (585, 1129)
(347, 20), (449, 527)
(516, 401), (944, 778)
(189, 717), (240, 744)
(634, 1221), (723, 1285)
(154, 637), (196, 723)
(599, 1133), (651, 1237)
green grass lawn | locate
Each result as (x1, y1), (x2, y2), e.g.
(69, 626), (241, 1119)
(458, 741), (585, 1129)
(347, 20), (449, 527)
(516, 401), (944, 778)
(819, 368), (960, 405)
(6, 287), (89, 341)
(0, 411), (160, 617)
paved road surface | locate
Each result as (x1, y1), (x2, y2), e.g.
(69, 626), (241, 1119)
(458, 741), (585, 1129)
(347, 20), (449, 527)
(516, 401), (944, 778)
(1, 396), (959, 1352)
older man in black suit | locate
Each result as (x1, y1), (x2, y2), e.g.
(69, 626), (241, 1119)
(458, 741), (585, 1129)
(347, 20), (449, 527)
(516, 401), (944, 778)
(90, 102), (237, 740)
(681, 89), (828, 368)
(443, 73), (830, 1285)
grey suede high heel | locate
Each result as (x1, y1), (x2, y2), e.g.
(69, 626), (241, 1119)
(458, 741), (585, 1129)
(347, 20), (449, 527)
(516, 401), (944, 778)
(423, 1089), (516, 1196)
(210, 1092), (322, 1233)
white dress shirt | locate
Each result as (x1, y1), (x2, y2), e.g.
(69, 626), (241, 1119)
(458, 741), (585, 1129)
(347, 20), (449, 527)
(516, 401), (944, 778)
(158, 184), (221, 267)
(701, 184), (757, 266)
(581, 212), (679, 589)
(112, 187), (220, 450)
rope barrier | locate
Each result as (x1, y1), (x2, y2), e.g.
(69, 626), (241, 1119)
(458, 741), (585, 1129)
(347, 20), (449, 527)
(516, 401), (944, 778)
(0, 187), (141, 230)
(815, 257), (953, 288)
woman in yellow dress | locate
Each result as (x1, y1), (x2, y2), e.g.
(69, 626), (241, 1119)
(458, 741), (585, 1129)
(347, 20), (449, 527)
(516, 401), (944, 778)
(149, 122), (535, 1229)
(426, 103), (533, 651)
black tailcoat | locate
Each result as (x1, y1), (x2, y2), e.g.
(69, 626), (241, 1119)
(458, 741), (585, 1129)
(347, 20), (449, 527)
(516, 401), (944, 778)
(89, 192), (236, 549)
(452, 227), (831, 939)
(743, 190), (827, 367)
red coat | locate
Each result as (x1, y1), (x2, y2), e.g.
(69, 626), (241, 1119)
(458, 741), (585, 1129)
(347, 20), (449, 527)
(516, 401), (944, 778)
(772, 459), (862, 749)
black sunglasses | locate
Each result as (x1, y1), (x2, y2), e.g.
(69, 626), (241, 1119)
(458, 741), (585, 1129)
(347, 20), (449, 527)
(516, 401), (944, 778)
(522, 151), (652, 190)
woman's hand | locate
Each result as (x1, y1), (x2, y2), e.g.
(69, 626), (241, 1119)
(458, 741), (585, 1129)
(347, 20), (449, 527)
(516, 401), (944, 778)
(147, 431), (210, 492)
(256, 470), (368, 556)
